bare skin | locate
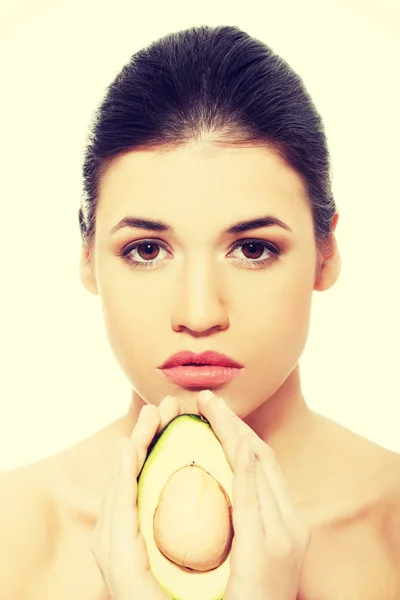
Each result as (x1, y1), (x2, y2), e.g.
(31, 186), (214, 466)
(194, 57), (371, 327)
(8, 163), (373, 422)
(1, 142), (399, 598)
(2, 377), (400, 600)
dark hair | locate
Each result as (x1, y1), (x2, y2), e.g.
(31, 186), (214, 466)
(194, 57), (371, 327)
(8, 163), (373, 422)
(79, 24), (336, 262)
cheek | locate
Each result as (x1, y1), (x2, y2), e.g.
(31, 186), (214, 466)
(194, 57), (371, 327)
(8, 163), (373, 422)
(98, 278), (161, 373)
(239, 256), (314, 318)
(234, 261), (314, 362)
(278, 266), (315, 333)
(228, 266), (314, 417)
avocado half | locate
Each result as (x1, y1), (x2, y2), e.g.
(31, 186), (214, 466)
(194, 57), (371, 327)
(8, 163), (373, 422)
(137, 414), (233, 600)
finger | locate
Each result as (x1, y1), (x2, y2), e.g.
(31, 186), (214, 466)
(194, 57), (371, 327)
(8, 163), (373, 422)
(253, 453), (286, 538)
(205, 392), (296, 525)
(109, 438), (149, 598)
(231, 435), (265, 547)
(198, 391), (298, 526)
(111, 439), (140, 541)
(255, 444), (301, 526)
(90, 443), (120, 584)
(156, 395), (182, 433)
(93, 444), (120, 544)
(130, 404), (161, 471)
(197, 390), (254, 467)
(198, 389), (252, 433)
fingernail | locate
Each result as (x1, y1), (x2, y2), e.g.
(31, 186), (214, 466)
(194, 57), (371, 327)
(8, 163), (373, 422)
(159, 395), (171, 408)
(137, 408), (146, 423)
(199, 389), (215, 403)
(138, 403), (153, 422)
(212, 395), (229, 412)
(215, 395), (227, 408)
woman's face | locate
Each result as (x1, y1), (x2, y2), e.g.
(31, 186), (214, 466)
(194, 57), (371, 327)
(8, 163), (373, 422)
(82, 144), (336, 417)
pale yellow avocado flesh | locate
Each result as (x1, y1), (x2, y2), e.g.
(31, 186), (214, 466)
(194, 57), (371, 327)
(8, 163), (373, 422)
(137, 414), (233, 600)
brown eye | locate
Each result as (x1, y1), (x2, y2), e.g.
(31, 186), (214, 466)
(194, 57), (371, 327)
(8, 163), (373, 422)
(240, 242), (265, 260)
(228, 239), (281, 269)
(119, 239), (170, 269)
(136, 242), (161, 261)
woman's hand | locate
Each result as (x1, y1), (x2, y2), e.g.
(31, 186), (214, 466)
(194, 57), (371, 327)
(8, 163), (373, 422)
(90, 396), (184, 600)
(197, 390), (310, 600)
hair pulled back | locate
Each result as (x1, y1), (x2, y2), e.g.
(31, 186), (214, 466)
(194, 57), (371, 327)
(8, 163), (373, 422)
(79, 25), (336, 255)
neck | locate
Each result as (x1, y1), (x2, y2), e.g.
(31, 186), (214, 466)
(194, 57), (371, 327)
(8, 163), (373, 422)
(244, 365), (317, 465)
(243, 366), (325, 503)
(124, 367), (384, 516)
(58, 365), (385, 528)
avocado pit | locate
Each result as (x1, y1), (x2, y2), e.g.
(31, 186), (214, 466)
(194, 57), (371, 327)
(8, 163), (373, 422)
(153, 462), (233, 572)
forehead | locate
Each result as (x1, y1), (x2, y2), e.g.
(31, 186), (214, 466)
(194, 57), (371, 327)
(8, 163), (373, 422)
(96, 144), (310, 232)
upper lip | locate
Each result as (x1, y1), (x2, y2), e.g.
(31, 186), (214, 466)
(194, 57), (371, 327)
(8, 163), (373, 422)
(158, 350), (243, 369)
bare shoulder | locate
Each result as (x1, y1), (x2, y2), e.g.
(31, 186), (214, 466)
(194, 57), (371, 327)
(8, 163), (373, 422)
(0, 463), (58, 599)
(376, 452), (400, 565)
(316, 414), (400, 568)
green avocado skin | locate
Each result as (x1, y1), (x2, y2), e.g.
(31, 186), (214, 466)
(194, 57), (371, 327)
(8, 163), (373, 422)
(137, 414), (211, 479)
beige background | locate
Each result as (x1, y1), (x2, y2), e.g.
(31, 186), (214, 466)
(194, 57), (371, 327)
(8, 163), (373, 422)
(0, 0), (399, 472)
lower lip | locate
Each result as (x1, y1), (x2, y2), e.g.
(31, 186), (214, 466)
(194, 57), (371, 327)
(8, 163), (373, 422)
(158, 365), (243, 388)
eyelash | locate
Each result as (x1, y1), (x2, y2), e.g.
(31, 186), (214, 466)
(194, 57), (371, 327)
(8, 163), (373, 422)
(118, 238), (281, 270)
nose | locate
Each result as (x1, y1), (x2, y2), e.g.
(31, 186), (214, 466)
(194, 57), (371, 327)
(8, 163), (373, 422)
(171, 257), (229, 336)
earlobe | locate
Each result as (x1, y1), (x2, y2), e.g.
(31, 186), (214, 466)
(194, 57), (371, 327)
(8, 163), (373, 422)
(79, 245), (99, 295)
(314, 213), (342, 292)
(314, 246), (341, 292)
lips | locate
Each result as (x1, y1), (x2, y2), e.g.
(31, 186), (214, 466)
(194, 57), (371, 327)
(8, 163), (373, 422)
(158, 350), (243, 369)
(157, 351), (244, 389)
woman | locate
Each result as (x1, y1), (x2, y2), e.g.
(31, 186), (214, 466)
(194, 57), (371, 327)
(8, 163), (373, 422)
(1, 23), (400, 600)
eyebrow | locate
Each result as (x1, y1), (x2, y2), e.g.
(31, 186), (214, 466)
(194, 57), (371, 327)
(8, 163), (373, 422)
(109, 214), (292, 236)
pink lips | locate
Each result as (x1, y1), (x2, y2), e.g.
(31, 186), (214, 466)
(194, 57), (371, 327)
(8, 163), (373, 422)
(159, 350), (243, 370)
(157, 350), (244, 388)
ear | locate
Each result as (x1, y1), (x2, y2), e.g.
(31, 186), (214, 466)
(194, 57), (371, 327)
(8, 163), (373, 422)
(314, 212), (342, 292)
(80, 243), (99, 295)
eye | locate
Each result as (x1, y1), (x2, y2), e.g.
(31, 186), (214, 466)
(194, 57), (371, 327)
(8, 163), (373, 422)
(228, 239), (281, 268)
(119, 240), (170, 269)
(118, 238), (281, 271)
